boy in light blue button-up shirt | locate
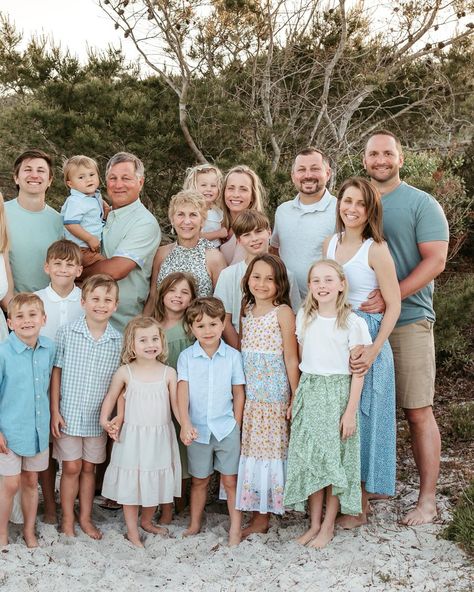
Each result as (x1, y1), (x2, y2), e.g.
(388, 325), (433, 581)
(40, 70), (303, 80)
(0, 293), (55, 548)
(177, 297), (245, 546)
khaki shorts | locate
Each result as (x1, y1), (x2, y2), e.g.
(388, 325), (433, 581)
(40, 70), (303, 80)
(0, 448), (49, 476)
(389, 319), (435, 409)
(53, 433), (107, 464)
(80, 247), (106, 268)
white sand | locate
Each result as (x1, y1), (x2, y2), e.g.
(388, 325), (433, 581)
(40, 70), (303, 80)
(1, 485), (472, 592)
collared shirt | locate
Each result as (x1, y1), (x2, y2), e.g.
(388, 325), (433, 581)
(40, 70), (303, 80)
(0, 332), (55, 457)
(61, 188), (105, 247)
(214, 260), (302, 332)
(270, 190), (336, 296)
(177, 340), (245, 444)
(5, 199), (63, 292)
(54, 317), (122, 437)
(102, 199), (161, 332)
(35, 284), (83, 340)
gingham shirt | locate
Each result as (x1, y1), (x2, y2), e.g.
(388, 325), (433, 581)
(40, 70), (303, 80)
(54, 317), (122, 437)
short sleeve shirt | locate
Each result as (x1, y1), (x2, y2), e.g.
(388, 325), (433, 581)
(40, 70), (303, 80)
(381, 182), (449, 325)
(61, 189), (104, 247)
(296, 310), (372, 375)
(0, 333), (55, 456)
(177, 340), (245, 444)
(5, 199), (63, 292)
(54, 317), (122, 437)
(102, 199), (161, 332)
(35, 284), (83, 340)
(270, 190), (336, 297)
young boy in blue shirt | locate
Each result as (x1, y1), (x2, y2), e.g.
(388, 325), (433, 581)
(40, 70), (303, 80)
(50, 274), (122, 540)
(177, 297), (245, 546)
(0, 293), (55, 547)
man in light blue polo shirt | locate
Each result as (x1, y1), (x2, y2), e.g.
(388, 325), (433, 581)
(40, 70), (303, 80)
(82, 152), (161, 332)
(270, 147), (336, 296)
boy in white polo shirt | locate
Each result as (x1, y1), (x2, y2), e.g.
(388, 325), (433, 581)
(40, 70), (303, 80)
(34, 239), (84, 524)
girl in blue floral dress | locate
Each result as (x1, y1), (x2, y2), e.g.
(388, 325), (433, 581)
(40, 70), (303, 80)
(235, 254), (300, 537)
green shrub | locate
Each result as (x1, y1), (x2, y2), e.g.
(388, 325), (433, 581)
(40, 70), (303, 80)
(443, 480), (474, 555)
(446, 402), (474, 441)
(434, 274), (474, 373)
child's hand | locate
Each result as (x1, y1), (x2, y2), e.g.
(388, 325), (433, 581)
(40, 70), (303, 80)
(106, 416), (123, 441)
(180, 425), (198, 446)
(0, 431), (8, 454)
(51, 412), (67, 439)
(340, 411), (357, 441)
(217, 227), (229, 239)
(88, 236), (101, 252)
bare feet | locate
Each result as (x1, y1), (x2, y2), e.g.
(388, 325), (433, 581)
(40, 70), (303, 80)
(23, 531), (39, 548)
(401, 502), (437, 526)
(241, 515), (270, 538)
(306, 526), (334, 549)
(295, 526), (321, 546)
(336, 513), (368, 530)
(125, 533), (144, 548)
(140, 521), (168, 536)
(79, 517), (102, 540)
(60, 519), (76, 537)
(183, 524), (201, 537)
(228, 527), (241, 547)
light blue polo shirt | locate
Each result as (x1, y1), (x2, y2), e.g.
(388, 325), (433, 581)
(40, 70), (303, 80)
(61, 188), (104, 247)
(270, 190), (336, 296)
(177, 340), (246, 444)
(5, 199), (63, 292)
(102, 199), (161, 332)
(0, 332), (55, 457)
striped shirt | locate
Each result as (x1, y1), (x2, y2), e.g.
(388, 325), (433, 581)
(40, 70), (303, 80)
(54, 317), (122, 437)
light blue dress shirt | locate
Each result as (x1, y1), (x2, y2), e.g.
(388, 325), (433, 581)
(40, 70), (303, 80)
(61, 188), (105, 247)
(0, 332), (55, 457)
(177, 340), (245, 444)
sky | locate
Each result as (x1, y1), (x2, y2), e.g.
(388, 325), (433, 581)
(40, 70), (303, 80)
(0, 0), (138, 61)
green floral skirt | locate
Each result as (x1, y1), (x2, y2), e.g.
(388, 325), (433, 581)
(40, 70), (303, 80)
(283, 373), (361, 516)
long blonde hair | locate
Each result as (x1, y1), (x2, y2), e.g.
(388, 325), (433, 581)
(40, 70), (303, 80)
(220, 165), (266, 229)
(301, 259), (352, 332)
(121, 316), (168, 364)
(0, 192), (10, 252)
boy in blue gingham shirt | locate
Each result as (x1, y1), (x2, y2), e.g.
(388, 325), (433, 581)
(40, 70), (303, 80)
(50, 274), (122, 540)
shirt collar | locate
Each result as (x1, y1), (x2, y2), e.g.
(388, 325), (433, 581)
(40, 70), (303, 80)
(72, 316), (121, 342)
(9, 331), (50, 353)
(108, 198), (142, 219)
(192, 338), (226, 359)
(45, 284), (81, 303)
(69, 188), (102, 201)
(292, 189), (333, 212)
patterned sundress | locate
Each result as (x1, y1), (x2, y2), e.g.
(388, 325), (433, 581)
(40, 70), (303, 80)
(157, 239), (213, 297)
(236, 307), (290, 514)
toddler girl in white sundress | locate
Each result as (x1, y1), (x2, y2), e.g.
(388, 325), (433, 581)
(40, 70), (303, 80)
(101, 317), (181, 547)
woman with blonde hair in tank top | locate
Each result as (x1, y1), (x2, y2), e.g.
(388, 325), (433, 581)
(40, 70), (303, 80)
(322, 176), (400, 528)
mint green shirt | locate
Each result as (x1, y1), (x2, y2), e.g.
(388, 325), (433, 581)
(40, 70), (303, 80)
(5, 199), (63, 292)
(382, 182), (449, 326)
(103, 199), (160, 333)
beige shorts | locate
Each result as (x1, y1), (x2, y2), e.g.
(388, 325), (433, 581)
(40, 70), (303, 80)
(389, 319), (436, 409)
(0, 448), (49, 476)
(53, 433), (107, 464)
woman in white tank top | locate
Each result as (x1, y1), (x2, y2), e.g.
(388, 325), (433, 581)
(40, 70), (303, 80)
(322, 177), (400, 529)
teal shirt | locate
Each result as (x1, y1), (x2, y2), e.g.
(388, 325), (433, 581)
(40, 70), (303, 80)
(382, 182), (449, 326)
(5, 199), (63, 292)
(103, 199), (160, 333)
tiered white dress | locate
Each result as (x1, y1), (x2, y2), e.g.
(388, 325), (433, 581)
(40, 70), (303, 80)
(102, 365), (181, 507)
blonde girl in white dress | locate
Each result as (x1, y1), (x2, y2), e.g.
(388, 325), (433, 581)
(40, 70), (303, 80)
(100, 316), (181, 547)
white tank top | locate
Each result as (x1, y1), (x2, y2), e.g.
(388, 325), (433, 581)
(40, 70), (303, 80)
(327, 234), (379, 310)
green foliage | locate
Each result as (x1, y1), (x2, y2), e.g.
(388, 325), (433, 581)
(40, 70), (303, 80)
(445, 402), (474, 442)
(434, 274), (474, 373)
(443, 480), (474, 555)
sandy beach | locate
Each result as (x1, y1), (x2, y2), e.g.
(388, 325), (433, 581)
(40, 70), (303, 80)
(1, 480), (472, 592)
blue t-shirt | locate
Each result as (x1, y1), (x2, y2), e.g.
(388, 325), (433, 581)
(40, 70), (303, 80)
(382, 182), (449, 326)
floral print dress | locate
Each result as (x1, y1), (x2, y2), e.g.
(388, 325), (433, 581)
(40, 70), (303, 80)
(236, 306), (290, 514)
